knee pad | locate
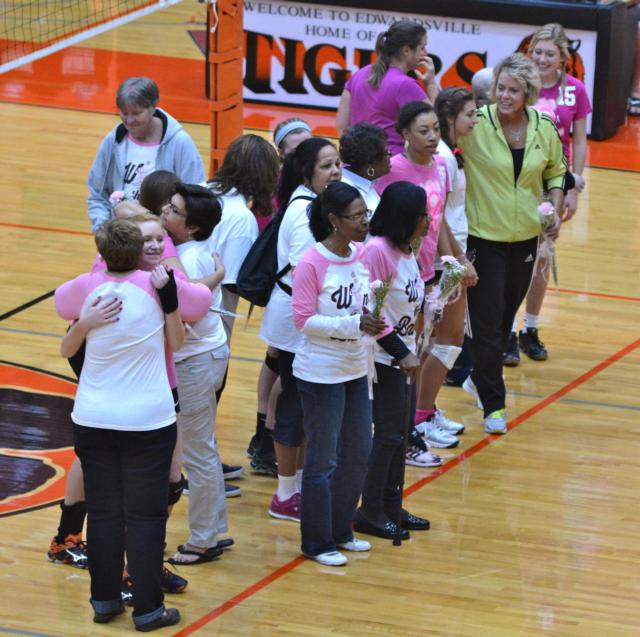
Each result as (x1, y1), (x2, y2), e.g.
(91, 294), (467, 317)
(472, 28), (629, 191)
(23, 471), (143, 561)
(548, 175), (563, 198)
(431, 344), (462, 370)
(264, 352), (279, 375)
(168, 474), (186, 506)
(424, 335), (437, 355)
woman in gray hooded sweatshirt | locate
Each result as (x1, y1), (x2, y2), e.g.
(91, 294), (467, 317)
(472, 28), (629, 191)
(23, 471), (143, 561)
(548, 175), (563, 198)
(87, 76), (205, 232)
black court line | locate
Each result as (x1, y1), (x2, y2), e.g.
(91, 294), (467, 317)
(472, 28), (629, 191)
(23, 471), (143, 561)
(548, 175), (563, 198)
(0, 290), (55, 322)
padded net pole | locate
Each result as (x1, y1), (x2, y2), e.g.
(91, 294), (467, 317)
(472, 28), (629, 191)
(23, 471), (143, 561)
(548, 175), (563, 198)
(206, 0), (243, 177)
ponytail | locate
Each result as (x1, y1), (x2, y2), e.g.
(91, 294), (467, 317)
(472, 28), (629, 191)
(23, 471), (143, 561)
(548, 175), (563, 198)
(367, 21), (426, 90)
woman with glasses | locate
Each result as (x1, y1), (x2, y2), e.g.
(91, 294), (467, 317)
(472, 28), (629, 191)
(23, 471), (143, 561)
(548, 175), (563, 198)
(339, 122), (391, 212)
(87, 76), (205, 233)
(260, 138), (342, 524)
(291, 182), (386, 566)
(160, 185), (231, 566)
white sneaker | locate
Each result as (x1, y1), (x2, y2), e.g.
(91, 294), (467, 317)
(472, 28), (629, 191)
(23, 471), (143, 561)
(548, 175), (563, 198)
(462, 376), (483, 410)
(405, 446), (444, 467)
(433, 409), (465, 434)
(304, 550), (348, 566)
(484, 409), (508, 435)
(337, 537), (371, 552)
(416, 420), (459, 449)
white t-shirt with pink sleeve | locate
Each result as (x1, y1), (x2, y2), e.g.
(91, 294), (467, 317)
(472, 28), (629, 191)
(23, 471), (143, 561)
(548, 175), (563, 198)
(55, 269), (212, 431)
(292, 242), (370, 384)
(123, 136), (160, 201)
(361, 236), (424, 367)
(375, 154), (450, 282)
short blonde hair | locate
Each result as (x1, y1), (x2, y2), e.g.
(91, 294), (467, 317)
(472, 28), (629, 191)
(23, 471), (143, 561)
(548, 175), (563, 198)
(128, 212), (162, 226)
(94, 219), (143, 272)
(490, 53), (541, 106)
(113, 200), (149, 220)
(528, 23), (570, 88)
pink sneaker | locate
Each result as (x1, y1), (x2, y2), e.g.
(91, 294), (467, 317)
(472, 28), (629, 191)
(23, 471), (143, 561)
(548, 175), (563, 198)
(268, 492), (301, 523)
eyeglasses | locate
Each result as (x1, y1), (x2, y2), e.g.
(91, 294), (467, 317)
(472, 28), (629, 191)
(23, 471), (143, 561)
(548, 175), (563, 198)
(341, 210), (372, 223)
(162, 202), (187, 218)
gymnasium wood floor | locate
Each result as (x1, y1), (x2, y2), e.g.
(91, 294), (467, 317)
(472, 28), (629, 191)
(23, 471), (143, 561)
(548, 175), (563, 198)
(1, 3), (640, 636)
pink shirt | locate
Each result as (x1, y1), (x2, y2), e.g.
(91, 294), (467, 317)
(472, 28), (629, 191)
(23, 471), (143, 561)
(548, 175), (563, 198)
(361, 236), (424, 367)
(536, 75), (591, 160)
(346, 65), (427, 155)
(375, 154), (450, 281)
(292, 242), (371, 383)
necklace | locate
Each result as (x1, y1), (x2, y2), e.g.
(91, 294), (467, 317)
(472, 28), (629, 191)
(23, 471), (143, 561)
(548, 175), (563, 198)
(501, 117), (527, 143)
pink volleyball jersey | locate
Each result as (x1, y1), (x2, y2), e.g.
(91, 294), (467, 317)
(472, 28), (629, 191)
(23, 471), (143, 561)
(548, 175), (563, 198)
(55, 269), (211, 430)
(292, 242), (372, 383)
(536, 74), (591, 161)
(361, 236), (424, 367)
(375, 154), (450, 281)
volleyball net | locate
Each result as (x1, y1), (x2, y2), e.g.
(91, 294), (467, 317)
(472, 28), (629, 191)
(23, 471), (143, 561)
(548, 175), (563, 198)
(0, 0), (180, 73)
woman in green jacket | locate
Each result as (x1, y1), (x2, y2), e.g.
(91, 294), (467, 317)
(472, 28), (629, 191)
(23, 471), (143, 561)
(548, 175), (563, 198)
(459, 53), (565, 434)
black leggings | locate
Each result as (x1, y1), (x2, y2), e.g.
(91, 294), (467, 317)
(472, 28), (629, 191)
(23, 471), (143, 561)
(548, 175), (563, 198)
(361, 363), (415, 523)
(466, 235), (538, 416)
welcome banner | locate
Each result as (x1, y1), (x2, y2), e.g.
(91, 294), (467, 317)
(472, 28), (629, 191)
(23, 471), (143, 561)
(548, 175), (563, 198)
(242, 0), (596, 131)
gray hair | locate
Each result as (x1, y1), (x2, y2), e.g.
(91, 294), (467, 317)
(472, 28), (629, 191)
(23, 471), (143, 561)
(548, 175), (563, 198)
(490, 53), (541, 106)
(116, 77), (160, 110)
(471, 67), (494, 107)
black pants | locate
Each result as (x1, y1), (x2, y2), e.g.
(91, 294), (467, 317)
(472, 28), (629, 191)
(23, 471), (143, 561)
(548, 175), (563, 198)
(74, 423), (176, 621)
(361, 363), (415, 522)
(466, 235), (538, 416)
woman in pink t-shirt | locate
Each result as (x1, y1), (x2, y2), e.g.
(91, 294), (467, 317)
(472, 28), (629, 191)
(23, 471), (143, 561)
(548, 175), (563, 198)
(507, 23), (592, 364)
(376, 101), (476, 452)
(336, 20), (437, 155)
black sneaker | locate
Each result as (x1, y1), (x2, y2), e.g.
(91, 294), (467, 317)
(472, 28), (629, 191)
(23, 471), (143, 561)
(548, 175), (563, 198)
(135, 608), (180, 632)
(519, 328), (548, 361)
(225, 482), (242, 498)
(222, 463), (244, 480)
(161, 567), (188, 593)
(502, 332), (520, 367)
(246, 434), (260, 458)
(250, 450), (278, 477)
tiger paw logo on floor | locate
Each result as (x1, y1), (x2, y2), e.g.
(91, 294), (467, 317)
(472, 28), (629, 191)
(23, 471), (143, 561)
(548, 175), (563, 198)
(0, 361), (77, 516)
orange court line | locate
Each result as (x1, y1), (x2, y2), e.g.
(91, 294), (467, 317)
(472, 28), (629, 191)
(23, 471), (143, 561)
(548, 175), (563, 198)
(171, 336), (640, 637)
(0, 221), (92, 237)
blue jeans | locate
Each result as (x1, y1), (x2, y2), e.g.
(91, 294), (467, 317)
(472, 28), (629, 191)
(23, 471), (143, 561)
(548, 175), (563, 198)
(296, 376), (372, 556)
(74, 423), (176, 626)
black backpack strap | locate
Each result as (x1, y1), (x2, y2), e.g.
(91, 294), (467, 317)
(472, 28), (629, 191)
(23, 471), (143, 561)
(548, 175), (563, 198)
(271, 196), (313, 297)
(275, 263), (292, 295)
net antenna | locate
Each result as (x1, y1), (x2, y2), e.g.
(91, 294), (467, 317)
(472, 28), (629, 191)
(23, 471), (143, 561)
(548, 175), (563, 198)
(1, 0), (181, 74)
